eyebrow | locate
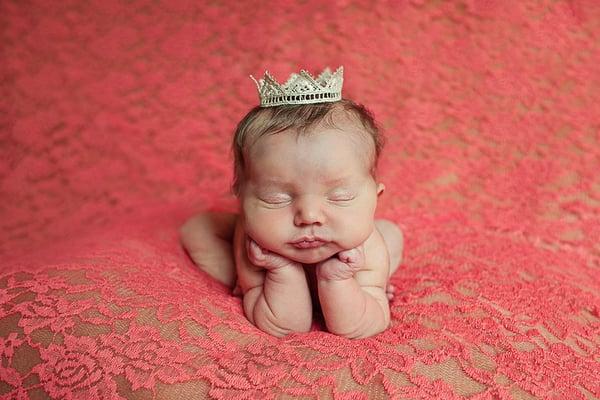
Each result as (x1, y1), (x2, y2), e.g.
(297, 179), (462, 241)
(257, 176), (354, 187)
(323, 176), (354, 186)
(254, 178), (293, 189)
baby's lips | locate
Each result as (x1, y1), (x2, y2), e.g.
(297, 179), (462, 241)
(291, 239), (327, 249)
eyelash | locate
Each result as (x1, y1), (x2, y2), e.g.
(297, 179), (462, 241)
(258, 192), (356, 205)
(328, 195), (355, 202)
(260, 196), (292, 205)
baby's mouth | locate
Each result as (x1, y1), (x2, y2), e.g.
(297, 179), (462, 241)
(290, 237), (328, 249)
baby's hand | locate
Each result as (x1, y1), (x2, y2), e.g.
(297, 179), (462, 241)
(246, 238), (300, 271)
(316, 246), (365, 281)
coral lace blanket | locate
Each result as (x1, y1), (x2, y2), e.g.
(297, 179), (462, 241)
(1, 1), (599, 399)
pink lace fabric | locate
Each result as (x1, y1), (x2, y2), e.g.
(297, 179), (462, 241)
(1, 0), (599, 398)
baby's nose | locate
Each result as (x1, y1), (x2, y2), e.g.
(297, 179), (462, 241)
(293, 196), (325, 226)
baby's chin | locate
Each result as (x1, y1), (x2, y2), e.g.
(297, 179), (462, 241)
(283, 245), (340, 265)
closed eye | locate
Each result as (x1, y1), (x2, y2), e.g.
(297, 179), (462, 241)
(259, 195), (292, 205)
(328, 195), (355, 202)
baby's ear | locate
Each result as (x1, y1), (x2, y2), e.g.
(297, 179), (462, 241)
(377, 183), (385, 196)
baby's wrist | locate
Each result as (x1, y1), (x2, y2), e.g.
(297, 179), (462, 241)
(317, 274), (356, 284)
(264, 260), (302, 272)
(316, 259), (358, 281)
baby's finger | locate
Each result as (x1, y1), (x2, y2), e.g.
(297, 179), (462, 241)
(337, 247), (364, 269)
(247, 238), (266, 262)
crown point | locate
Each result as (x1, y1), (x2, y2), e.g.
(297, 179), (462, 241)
(251, 66), (344, 107)
(249, 75), (260, 91)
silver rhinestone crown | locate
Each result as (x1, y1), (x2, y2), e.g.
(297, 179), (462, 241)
(250, 66), (344, 107)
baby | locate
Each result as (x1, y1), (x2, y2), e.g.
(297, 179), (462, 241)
(180, 67), (403, 338)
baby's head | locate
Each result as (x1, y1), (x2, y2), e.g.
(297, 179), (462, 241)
(232, 99), (384, 194)
(232, 99), (386, 264)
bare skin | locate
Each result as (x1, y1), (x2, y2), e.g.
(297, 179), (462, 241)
(180, 212), (403, 288)
(181, 213), (403, 339)
(180, 114), (404, 338)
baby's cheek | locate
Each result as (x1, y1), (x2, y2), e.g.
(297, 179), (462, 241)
(333, 211), (375, 249)
(244, 209), (288, 248)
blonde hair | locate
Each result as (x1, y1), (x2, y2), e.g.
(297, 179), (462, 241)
(231, 99), (384, 196)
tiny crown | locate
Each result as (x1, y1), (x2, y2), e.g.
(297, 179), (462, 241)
(250, 66), (344, 107)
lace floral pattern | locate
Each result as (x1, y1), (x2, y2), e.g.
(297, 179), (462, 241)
(1, 0), (600, 399)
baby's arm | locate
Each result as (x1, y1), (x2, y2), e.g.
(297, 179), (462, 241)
(316, 231), (390, 339)
(234, 223), (313, 337)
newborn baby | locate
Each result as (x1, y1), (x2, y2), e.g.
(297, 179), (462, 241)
(180, 68), (403, 338)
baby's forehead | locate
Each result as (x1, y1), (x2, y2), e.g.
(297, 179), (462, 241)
(248, 127), (374, 169)
(245, 132), (376, 190)
(233, 101), (381, 194)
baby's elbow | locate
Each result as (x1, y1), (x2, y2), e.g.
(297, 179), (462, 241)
(262, 323), (311, 338)
(332, 303), (390, 339)
(334, 319), (389, 340)
(247, 291), (312, 337)
(255, 313), (312, 337)
(338, 321), (390, 339)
